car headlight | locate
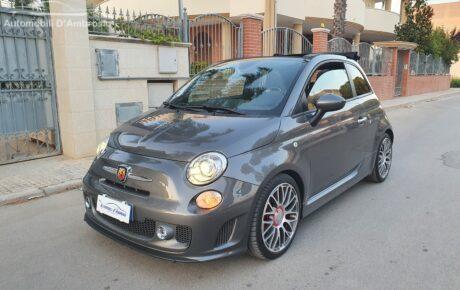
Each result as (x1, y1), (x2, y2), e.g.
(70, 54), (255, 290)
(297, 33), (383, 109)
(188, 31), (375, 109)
(187, 152), (227, 185)
(96, 137), (109, 158)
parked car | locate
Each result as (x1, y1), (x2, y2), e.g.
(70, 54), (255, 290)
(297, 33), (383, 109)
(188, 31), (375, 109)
(83, 53), (393, 261)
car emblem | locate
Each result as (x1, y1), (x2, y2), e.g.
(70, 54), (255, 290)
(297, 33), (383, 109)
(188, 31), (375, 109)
(117, 165), (131, 183)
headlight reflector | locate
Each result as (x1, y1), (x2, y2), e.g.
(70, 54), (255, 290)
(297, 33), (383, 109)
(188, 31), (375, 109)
(196, 191), (222, 209)
(187, 152), (227, 185)
(96, 137), (109, 158)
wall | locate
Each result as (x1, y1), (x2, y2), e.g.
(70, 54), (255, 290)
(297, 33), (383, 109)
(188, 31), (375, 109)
(368, 75), (395, 100)
(50, 0), (97, 158)
(405, 75), (451, 96)
(88, 36), (190, 142)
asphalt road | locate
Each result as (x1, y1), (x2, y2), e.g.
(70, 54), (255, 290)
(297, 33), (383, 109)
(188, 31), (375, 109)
(1, 94), (460, 290)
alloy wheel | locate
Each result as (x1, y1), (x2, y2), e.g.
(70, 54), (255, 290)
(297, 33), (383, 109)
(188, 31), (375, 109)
(261, 183), (300, 253)
(378, 137), (392, 179)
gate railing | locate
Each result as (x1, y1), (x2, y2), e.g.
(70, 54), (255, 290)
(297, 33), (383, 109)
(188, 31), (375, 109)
(409, 51), (450, 75)
(0, 7), (60, 164)
(87, 6), (181, 43)
(262, 27), (312, 56)
(328, 37), (353, 53)
(188, 13), (242, 75)
(357, 43), (392, 76)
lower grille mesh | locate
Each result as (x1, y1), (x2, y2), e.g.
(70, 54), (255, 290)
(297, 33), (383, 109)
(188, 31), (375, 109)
(100, 214), (157, 238)
(99, 212), (192, 245)
(216, 218), (236, 246)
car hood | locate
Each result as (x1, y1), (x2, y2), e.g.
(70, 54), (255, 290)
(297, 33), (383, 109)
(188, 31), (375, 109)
(111, 108), (281, 162)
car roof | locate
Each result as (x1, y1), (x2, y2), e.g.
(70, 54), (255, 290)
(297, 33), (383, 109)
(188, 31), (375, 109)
(215, 52), (359, 67)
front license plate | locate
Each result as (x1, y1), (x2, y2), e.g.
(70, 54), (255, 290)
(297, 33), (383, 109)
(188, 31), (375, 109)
(96, 195), (132, 224)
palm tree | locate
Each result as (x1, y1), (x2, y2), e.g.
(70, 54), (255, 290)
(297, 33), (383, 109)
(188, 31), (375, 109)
(332, 0), (347, 38)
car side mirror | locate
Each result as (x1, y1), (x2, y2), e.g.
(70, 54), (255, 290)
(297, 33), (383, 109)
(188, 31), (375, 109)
(309, 94), (346, 127)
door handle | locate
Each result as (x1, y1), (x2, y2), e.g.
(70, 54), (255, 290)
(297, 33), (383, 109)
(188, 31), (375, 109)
(358, 116), (368, 125)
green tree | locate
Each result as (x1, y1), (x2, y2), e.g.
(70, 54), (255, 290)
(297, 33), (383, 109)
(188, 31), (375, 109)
(426, 27), (460, 65)
(395, 0), (434, 53)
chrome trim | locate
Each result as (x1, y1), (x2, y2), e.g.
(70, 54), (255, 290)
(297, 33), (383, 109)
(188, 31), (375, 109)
(307, 168), (359, 205)
(102, 166), (153, 182)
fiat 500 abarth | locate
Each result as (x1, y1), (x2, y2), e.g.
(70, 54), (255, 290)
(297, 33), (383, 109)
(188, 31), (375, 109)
(83, 53), (393, 262)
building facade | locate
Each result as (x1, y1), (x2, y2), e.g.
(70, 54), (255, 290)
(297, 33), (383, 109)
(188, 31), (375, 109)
(430, 1), (460, 78)
(95, 0), (402, 44)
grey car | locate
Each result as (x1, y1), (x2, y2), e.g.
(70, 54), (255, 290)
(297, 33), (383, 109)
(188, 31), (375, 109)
(83, 53), (393, 262)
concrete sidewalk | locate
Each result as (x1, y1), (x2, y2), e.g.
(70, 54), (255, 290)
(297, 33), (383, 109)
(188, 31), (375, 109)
(1, 88), (459, 206)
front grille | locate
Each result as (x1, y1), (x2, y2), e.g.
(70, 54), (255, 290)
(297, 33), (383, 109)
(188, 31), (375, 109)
(102, 179), (150, 196)
(215, 218), (236, 247)
(100, 214), (157, 238)
(175, 225), (192, 245)
(98, 212), (192, 245)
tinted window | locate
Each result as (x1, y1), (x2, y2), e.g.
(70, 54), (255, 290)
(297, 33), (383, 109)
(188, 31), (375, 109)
(346, 64), (372, 96)
(304, 62), (353, 111)
(169, 59), (304, 116)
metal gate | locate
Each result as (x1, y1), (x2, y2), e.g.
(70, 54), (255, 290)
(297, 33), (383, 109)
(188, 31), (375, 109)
(0, 6), (60, 164)
(188, 14), (242, 75)
(262, 27), (312, 56)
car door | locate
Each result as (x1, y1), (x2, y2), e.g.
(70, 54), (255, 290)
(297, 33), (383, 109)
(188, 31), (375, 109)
(345, 63), (379, 162)
(295, 61), (363, 195)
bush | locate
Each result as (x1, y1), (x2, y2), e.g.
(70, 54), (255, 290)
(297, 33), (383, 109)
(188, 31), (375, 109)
(451, 78), (460, 88)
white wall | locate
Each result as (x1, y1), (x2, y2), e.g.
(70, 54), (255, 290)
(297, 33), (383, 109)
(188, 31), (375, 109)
(88, 36), (190, 142)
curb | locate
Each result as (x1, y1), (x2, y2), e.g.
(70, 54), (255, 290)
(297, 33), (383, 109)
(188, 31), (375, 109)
(382, 90), (459, 111)
(0, 179), (82, 206)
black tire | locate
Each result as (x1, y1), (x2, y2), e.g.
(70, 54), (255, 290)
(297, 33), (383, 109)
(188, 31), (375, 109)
(367, 133), (393, 183)
(248, 174), (301, 260)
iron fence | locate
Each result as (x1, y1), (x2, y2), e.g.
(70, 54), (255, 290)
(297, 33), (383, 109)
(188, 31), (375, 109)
(409, 51), (450, 75)
(87, 6), (182, 43)
(356, 43), (392, 76)
(188, 14), (242, 76)
(262, 27), (312, 56)
(328, 37), (353, 53)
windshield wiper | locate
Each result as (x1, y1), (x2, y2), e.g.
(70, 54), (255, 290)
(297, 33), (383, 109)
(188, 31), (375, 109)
(184, 105), (245, 115)
(163, 101), (200, 112)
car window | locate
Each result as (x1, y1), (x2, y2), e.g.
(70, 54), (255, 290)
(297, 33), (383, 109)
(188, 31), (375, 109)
(169, 58), (305, 116)
(305, 62), (353, 111)
(346, 64), (372, 96)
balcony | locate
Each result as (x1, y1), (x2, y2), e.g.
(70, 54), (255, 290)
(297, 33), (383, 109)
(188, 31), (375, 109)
(363, 8), (400, 41)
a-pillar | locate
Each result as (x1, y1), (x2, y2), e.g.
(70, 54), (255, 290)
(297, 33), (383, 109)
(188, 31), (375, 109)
(49, 0), (97, 158)
(241, 15), (263, 58)
(311, 28), (330, 53)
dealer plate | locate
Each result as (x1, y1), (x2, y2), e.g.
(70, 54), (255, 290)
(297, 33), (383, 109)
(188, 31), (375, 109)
(96, 195), (133, 224)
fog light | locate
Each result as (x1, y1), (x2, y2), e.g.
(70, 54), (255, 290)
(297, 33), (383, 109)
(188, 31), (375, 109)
(84, 196), (91, 209)
(196, 191), (222, 209)
(156, 223), (174, 240)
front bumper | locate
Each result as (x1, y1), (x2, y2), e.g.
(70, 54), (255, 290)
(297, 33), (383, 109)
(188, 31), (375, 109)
(82, 151), (259, 262)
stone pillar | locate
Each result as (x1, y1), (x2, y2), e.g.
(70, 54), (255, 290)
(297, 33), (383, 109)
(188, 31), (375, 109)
(50, 0), (97, 158)
(292, 23), (303, 54)
(241, 15), (263, 58)
(353, 33), (361, 46)
(263, 0), (276, 31)
(221, 23), (232, 60)
(400, 0), (409, 23)
(385, 0), (392, 11)
(311, 28), (330, 53)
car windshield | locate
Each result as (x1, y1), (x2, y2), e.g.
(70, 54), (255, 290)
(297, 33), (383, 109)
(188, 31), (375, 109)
(168, 58), (305, 116)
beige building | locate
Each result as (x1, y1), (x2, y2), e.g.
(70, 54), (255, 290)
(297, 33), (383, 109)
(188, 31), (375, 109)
(94, 0), (403, 43)
(430, 1), (460, 78)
